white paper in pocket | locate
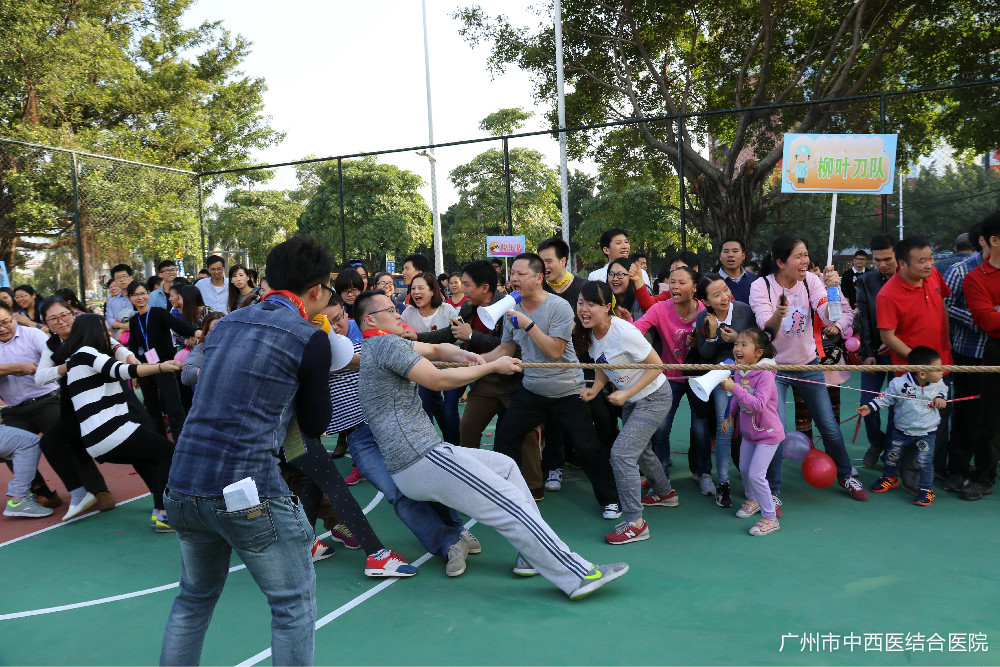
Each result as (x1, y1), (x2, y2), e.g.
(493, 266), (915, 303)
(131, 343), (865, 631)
(144, 348), (160, 364)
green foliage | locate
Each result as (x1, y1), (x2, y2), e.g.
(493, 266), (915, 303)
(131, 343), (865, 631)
(0, 0), (281, 272)
(444, 146), (560, 263)
(479, 108), (533, 137)
(296, 158), (432, 270)
(456, 2), (1000, 246)
(209, 190), (304, 269)
(31, 250), (78, 296)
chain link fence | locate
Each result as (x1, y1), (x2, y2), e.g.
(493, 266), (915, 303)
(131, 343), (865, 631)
(0, 139), (200, 306)
(3, 80), (998, 298)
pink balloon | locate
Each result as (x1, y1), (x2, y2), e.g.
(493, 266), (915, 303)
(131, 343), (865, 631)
(844, 327), (854, 339)
(845, 336), (861, 352)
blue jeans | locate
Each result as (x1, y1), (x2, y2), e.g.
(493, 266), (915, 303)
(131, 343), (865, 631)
(160, 490), (316, 667)
(709, 385), (733, 484)
(347, 423), (464, 558)
(859, 354), (893, 455)
(651, 380), (711, 477)
(883, 427), (935, 489)
(418, 385), (463, 446)
(765, 362), (853, 494)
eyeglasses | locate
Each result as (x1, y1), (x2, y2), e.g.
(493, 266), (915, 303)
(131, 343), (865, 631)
(46, 312), (73, 324)
(343, 288), (361, 296)
(0, 318), (13, 328)
(608, 271), (629, 279)
(132, 291), (149, 297)
(366, 305), (397, 319)
(160, 267), (178, 274)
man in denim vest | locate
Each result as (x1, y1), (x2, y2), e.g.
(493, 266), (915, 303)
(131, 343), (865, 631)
(160, 237), (333, 667)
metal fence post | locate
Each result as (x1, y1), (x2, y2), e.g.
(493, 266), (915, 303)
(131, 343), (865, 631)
(197, 174), (206, 263)
(880, 93), (888, 235)
(503, 137), (513, 235)
(677, 117), (687, 251)
(338, 158), (347, 264)
(70, 152), (86, 301)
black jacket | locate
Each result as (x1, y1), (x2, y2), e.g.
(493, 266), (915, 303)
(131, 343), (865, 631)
(855, 269), (892, 359)
(842, 267), (871, 309)
(417, 290), (506, 353)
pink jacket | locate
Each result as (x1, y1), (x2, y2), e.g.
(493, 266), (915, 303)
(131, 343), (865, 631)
(728, 361), (785, 445)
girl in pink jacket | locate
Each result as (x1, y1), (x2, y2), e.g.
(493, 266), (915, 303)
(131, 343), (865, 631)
(721, 328), (785, 536)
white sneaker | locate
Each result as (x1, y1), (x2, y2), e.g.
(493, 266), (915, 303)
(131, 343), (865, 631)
(544, 468), (563, 492)
(62, 492), (97, 522)
(603, 503), (622, 520)
(698, 474), (717, 496)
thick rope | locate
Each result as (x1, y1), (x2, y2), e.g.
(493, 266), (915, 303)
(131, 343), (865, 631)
(434, 361), (1000, 373)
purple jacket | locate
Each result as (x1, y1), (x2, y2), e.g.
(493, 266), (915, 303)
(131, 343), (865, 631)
(728, 360), (785, 445)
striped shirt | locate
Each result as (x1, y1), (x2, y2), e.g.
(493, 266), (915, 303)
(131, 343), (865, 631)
(326, 340), (363, 433)
(943, 252), (987, 359)
(65, 346), (142, 457)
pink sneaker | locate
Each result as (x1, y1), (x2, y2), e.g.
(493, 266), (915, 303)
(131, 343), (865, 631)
(330, 524), (361, 549)
(344, 466), (365, 486)
(640, 489), (679, 507)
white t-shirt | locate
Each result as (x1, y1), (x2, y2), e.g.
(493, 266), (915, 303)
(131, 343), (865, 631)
(400, 303), (458, 333)
(589, 317), (665, 402)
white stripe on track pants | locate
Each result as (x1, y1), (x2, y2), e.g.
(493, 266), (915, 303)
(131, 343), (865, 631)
(393, 444), (592, 595)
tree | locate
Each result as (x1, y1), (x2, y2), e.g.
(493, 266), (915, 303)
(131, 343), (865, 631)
(296, 158), (432, 270)
(209, 190), (304, 269)
(444, 109), (561, 261)
(456, 1), (1000, 247)
(0, 0), (281, 271)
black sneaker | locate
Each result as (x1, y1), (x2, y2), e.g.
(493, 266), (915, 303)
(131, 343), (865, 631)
(959, 481), (993, 502)
(862, 445), (881, 468)
(943, 474), (966, 493)
(715, 481), (732, 508)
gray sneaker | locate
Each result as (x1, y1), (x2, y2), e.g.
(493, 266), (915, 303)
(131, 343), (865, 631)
(512, 553), (539, 577)
(699, 474), (716, 496)
(544, 468), (563, 492)
(569, 562), (629, 600)
(4, 496), (54, 518)
(445, 539), (469, 577)
(460, 530), (481, 554)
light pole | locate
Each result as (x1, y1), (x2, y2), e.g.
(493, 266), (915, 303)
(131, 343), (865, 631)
(554, 0), (570, 268)
(421, 0), (444, 275)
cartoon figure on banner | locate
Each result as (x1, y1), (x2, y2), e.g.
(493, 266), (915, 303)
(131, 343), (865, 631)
(793, 144), (813, 183)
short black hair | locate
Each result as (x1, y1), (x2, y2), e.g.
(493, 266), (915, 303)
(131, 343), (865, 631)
(156, 259), (176, 272)
(448, 271), (462, 280)
(895, 236), (931, 265)
(669, 250), (700, 271)
(110, 263), (133, 278)
(954, 233), (974, 253)
(146, 275), (162, 292)
(353, 289), (388, 323)
(490, 258), (502, 267)
(537, 237), (569, 260)
(870, 235), (895, 253)
(334, 269), (364, 294)
(853, 249), (869, 258)
(907, 345), (941, 367)
(205, 255), (225, 267)
(125, 280), (147, 297)
(402, 254), (432, 273)
(719, 237), (746, 254)
(0, 301), (12, 316)
(967, 221), (985, 252)
(326, 290), (345, 308)
(264, 236), (334, 294)
(599, 228), (628, 252)
(981, 210), (1000, 248)
(630, 251), (647, 261)
(198, 268), (210, 277)
(462, 260), (499, 292)
(512, 252), (545, 276)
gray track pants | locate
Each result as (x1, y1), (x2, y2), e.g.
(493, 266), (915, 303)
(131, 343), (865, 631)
(393, 444), (592, 595)
(612, 382), (673, 522)
(0, 425), (43, 498)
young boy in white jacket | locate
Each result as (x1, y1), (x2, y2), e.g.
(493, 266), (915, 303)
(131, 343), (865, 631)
(858, 346), (948, 506)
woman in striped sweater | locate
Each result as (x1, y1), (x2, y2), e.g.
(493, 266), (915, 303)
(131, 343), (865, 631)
(55, 314), (182, 532)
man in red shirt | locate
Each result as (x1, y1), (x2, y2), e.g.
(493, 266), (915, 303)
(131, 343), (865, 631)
(960, 211), (1000, 500)
(876, 236), (952, 490)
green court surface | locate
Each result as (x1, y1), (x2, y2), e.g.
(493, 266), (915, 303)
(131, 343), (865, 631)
(1, 381), (997, 666)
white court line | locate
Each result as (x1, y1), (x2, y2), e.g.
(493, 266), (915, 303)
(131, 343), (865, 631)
(0, 491), (385, 620)
(0, 492), (151, 549)
(237, 519), (478, 667)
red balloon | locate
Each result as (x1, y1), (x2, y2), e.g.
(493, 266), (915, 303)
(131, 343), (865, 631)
(801, 448), (837, 488)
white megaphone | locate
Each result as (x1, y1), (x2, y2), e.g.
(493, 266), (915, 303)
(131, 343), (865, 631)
(477, 291), (523, 329)
(329, 331), (356, 371)
(689, 359), (735, 402)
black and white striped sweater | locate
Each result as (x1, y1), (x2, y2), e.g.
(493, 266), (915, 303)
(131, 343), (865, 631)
(65, 346), (142, 457)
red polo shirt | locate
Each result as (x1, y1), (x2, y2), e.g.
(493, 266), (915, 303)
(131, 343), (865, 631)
(964, 260), (1000, 338)
(876, 267), (952, 369)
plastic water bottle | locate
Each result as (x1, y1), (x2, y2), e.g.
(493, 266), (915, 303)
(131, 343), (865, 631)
(827, 287), (842, 322)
